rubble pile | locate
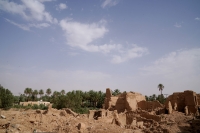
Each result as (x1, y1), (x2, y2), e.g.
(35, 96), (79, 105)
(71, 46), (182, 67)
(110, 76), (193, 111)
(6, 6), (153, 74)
(0, 88), (200, 133)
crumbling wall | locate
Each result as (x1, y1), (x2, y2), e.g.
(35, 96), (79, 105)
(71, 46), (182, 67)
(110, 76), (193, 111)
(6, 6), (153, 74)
(88, 110), (96, 119)
(104, 88), (146, 113)
(139, 111), (162, 122)
(125, 111), (139, 125)
(115, 94), (126, 113)
(137, 100), (164, 111)
(125, 93), (138, 112)
(184, 90), (198, 114)
(165, 90), (199, 114)
(165, 92), (185, 112)
(197, 94), (200, 106)
(118, 113), (126, 126)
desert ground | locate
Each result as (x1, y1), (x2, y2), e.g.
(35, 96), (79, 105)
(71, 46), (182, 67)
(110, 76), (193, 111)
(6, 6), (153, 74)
(1, 89), (200, 133)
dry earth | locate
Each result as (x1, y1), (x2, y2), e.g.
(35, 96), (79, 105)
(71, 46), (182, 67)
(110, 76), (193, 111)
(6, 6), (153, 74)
(0, 108), (200, 133)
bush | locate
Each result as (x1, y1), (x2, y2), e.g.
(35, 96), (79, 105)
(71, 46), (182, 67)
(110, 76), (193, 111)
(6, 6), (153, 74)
(32, 104), (39, 109)
(0, 86), (14, 109)
(39, 104), (48, 110)
(13, 104), (22, 109)
(24, 105), (31, 110)
(72, 107), (99, 114)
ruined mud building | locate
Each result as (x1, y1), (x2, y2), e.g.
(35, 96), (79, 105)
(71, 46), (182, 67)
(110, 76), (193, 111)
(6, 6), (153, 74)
(89, 88), (200, 128)
(165, 90), (200, 114)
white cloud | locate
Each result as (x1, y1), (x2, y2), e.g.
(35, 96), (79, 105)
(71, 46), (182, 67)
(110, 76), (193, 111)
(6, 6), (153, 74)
(5, 18), (50, 30)
(174, 22), (181, 28)
(0, 0), (57, 23)
(60, 19), (110, 52)
(101, 0), (119, 8)
(0, 0), (27, 18)
(195, 17), (200, 21)
(141, 48), (200, 77)
(58, 3), (67, 10)
(139, 48), (200, 93)
(29, 23), (50, 28)
(5, 18), (30, 31)
(60, 19), (148, 63)
(111, 45), (148, 64)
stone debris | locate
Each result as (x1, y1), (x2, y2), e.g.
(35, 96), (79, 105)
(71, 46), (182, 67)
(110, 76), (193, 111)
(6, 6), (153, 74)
(185, 106), (189, 116)
(0, 89), (200, 133)
(77, 122), (86, 130)
(1, 115), (6, 119)
(174, 102), (177, 111)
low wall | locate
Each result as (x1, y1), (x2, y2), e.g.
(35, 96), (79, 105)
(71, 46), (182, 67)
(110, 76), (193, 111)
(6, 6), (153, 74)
(20, 101), (50, 106)
(140, 111), (162, 122)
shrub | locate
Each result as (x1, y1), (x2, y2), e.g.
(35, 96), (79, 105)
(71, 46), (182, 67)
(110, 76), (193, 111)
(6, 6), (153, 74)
(39, 104), (48, 110)
(32, 104), (39, 109)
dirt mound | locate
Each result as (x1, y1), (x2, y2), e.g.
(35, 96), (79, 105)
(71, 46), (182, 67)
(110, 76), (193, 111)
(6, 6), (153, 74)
(0, 108), (198, 133)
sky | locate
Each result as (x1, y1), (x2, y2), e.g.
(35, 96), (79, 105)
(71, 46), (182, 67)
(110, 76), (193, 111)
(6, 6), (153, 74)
(0, 0), (200, 96)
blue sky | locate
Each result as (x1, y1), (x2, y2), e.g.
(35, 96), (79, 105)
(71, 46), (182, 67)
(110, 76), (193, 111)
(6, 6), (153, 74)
(0, 0), (200, 96)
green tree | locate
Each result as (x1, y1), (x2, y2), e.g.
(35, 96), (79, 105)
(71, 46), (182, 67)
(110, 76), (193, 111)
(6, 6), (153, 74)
(33, 90), (38, 101)
(158, 84), (164, 95)
(39, 89), (44, 99)
(19, 94), (25, 102)
(112, 89), (121, 96)
(24, 88), (29, 97)
(61, 90), (65, 95)
(0, 85), (14, 109)
(97, 91), (105, 108)
(145, 95), (149, 101)
(156, 94), (165, 104)
(46, 88), (52, 97)
(28, 88), (33, 101)
(24, 88), (33, 101)
(13, 96), (19, 104)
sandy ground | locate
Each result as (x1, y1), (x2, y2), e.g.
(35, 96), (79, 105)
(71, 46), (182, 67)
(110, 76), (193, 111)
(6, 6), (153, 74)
(0, 108), (200, 133)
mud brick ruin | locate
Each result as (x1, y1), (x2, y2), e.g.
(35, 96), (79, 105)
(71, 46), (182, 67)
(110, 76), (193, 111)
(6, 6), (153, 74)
(88, 88), (200, 132)
(1, 88), (200, 133)
(165, 90), (200, 114)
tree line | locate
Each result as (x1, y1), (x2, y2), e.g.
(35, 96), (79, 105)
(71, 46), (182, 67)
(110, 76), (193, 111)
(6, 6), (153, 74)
(1, 86), (122, 113)
(145, 94), (166, 104)
(0, 83), (166, 112)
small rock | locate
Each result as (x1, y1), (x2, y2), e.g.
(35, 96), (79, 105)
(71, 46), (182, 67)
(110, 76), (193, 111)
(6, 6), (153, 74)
(87, 126), (92, 131)
(30, 120), (35, 123)
(77, 123), (86, 130)
(1, 115), (6, 119)
(36, 109), (41, 114)
(137, 121), (143, 128)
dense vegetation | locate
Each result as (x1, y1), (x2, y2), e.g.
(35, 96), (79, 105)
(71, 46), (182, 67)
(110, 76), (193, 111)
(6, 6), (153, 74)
(145, 94), (166, 104)
(0, 85), (14, 109)
(0, 84), (166, 113)
(0, 86), (122, 113)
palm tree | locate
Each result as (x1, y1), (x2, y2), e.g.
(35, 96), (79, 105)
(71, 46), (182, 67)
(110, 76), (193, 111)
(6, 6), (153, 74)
(24, 88), (33, 101)
(28, 88), (33, 101)
(53, 91), (60, 97)
(39, 89), (44, 99)
(24, 88), (29, 97)
(158, 84), (164, 96)
(33, 90), (38, 101)
(46, 88), (52, 97)
(61, 90), (65, 95)
(152, 94), (156, 101)
(112, 89), (121, 96)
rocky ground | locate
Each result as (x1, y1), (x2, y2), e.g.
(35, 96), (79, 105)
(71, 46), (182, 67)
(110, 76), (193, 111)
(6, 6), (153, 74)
(0, 108), (200, 133)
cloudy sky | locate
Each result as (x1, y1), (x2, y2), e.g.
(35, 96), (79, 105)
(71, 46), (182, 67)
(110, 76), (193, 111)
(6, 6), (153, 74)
(0, 0), (200, 96)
